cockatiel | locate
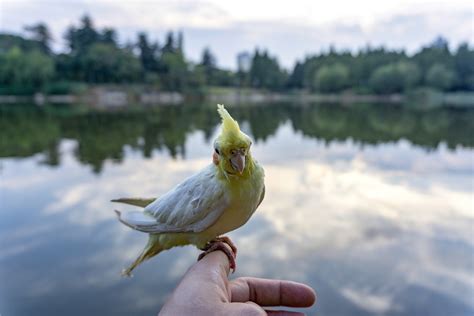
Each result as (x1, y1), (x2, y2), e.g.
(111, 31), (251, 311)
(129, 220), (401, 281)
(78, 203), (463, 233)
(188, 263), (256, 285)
(113, 104), (265, 276)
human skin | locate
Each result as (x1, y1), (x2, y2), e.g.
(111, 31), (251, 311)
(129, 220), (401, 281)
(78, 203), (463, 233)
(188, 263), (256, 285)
(159, 245), (316, 316)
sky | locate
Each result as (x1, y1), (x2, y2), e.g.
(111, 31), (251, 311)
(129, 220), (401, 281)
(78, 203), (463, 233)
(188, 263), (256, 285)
(0, 0), (472, 69)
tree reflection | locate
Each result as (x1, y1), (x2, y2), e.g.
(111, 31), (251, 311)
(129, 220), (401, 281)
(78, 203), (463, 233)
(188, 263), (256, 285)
(1, 103), (472, 173)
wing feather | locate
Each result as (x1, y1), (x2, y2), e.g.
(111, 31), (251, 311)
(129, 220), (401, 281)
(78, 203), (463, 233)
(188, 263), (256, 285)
(116, 165), (229, 234)
(111, 198), (156, 208)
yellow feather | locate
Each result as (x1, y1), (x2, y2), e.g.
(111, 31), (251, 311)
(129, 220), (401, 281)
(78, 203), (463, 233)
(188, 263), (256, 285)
(217, 104), (240, 137)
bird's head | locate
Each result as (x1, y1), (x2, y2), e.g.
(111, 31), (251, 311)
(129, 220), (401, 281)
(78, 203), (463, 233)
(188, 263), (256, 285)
(213, 104), (253, 177)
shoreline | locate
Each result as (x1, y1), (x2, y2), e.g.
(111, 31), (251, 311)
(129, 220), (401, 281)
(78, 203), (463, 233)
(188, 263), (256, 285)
(0, 87), (472, 108)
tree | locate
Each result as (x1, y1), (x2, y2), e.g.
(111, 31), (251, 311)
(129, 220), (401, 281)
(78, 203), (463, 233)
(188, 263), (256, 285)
(26, 50), (55, 87)
(24, 22), (52, 54)
(453, 43), (474, 91)
(177, 31), (184, 54)
(413, 36), (453, 85)
(287, 61), (304, 89)
(187, 64), (206, 90)
(162, 31), (175, 53)
(249, 50), (286, 90)
(212, 69), (235, 86)
(160, 51), (188, 91)
(369, 62), (420, 94)
(0, 47), (24, 85)
(0, 46), (54, 90)
(65, 15), (99, 53)
(313, 63), (349, 93)
(200, 47), (217, 85)
(137, 32), (159, 72)
(0, 34), (43, 53)
(425, 63), (455, 91)
(81, 43), (141, 83)
(100, 28), (118, 46)
(350, 47), (406, 90)
(115, 46), (143, 83)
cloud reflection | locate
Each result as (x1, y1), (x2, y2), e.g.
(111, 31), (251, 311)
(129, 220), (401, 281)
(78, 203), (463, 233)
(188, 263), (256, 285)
(1, 117), (473, 315)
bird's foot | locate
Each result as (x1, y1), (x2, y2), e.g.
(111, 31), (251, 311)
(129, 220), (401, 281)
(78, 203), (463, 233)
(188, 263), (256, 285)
(214, 236), (238, 256)
(201, 236), (238, 257)
(198, 239), (237, 272)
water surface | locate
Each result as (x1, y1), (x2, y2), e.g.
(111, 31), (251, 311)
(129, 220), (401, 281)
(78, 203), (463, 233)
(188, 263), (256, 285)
(0, 103), (473, 315)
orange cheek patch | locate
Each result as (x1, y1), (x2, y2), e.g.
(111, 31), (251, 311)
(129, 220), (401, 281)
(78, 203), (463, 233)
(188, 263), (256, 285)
(212, 152), (220, 165)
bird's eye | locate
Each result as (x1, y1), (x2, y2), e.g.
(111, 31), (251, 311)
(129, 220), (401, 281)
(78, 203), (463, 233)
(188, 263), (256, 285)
(230, 149), (237, 155)
(215, 148), (220, 155)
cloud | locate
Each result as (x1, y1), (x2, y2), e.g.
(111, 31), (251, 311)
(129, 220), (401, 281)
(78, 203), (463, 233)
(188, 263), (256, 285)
(340, 287), (398, 314)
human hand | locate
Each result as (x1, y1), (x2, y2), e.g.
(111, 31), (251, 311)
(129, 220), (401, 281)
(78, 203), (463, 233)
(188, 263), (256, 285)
(159, 245), (316, 316)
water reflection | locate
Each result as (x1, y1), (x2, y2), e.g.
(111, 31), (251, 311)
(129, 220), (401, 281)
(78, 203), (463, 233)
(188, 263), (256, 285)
(1, 103), (472, 173)
(0, 103), (473, 316)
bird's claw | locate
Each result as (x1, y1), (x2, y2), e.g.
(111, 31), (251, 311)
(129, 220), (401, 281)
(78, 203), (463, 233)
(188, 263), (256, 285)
(201, 236), (238, 257)
(198, 239), (237, 272)
(214, 236), (237, 256)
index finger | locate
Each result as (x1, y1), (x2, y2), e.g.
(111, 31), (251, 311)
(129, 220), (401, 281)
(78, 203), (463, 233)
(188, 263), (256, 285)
(230, 277), (316, 307)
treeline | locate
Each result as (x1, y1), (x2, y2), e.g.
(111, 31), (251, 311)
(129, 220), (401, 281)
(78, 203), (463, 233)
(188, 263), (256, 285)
(0, 15), (473, 95)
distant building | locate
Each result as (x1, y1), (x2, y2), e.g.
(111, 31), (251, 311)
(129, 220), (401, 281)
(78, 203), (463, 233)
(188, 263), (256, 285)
(237, 52), (251, 72)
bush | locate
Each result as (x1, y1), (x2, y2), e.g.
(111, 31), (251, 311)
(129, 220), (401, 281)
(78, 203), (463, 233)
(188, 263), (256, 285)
(0, 46), (54, 92)
(313, 63), (349, 93)
(369, 61), (420, 94)
(425, 63), (456, 91)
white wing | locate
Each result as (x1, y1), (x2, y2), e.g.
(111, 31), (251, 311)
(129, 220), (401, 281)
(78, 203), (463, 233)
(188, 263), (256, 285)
(116, 164), (229, 234)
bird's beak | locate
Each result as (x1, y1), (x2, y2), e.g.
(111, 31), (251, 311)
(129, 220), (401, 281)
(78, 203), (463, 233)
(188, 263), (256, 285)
(230, 153), (246, 174)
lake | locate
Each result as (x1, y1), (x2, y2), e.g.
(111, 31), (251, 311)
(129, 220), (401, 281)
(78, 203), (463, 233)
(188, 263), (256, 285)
(0, 102), (473, 316)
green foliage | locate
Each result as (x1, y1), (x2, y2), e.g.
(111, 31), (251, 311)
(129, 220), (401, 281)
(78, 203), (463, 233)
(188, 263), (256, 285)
(425, 63), (455, 91)
(453, 43), (474, 90)
(137, 32), (159, 72)
(249, 50), (287, 91)
(313, 63), (350, 93)
(187, 65), (206, 91)
(0, 33), (43, 53)
(162, 32), (175, 54)
(350, 48), (407, 89)
(65, 15), (101, 53)
(0, 46), (54, 90)
(212, 69), (235, 86)
(0, 16), (472, 95)
(81, 43), (142, 83)
(287, 62), (304, 89)
(369, 62), (420, 94)
(413, 37), (453, 78)
(200, 47), (217, 85)
(24, 23), (52, 54)
(160, 51), (188, 91)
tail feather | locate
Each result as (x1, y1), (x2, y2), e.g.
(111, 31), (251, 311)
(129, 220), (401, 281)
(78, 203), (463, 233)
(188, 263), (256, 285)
(111, 198), (156, 208)
(122, 234), (163, 277)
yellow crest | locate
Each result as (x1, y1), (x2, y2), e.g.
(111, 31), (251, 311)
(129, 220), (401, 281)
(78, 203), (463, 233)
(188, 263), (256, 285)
(217, 104), (240, 136)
